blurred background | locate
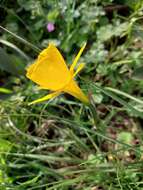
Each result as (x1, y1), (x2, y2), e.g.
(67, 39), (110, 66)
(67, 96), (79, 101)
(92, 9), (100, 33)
(0, 0), (143, 189)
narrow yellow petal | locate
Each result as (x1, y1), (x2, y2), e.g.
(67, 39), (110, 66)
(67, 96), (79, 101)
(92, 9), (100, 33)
(63, 80), (89, 104)
(70, 43), (86, 74)
(73, 63), (85, 77)
(28, 91), (61, 105)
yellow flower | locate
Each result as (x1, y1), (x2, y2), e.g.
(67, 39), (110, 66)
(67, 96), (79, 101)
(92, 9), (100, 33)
(26, 43), (89, 105)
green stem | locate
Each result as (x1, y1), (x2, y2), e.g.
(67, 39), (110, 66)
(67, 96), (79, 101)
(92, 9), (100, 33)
(88, 103), (99, 128)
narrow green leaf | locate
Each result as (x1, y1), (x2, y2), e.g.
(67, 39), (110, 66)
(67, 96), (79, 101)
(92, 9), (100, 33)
(0, 39), (29, 61)
(0, 88), (12, 94)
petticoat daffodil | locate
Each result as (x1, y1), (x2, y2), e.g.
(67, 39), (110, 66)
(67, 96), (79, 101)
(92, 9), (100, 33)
(26, 43), (89, 105)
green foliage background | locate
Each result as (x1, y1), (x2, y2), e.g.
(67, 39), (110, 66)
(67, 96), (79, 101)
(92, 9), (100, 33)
(0, 0), (143, 189)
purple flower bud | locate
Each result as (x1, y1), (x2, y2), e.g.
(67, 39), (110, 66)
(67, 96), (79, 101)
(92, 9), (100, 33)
(47, 23), (55, 32)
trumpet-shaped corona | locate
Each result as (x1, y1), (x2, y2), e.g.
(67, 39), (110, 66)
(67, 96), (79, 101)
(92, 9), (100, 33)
(26, 43), (89, 105)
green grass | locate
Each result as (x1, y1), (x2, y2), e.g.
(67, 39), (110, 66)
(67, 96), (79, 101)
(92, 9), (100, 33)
(1, 0), (143, 189)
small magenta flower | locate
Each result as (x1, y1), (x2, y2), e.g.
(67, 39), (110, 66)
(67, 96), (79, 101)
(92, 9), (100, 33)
(47, 23), (55, 32)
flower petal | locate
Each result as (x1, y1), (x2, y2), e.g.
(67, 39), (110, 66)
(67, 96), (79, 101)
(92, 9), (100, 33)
(70, 43), (86, 74)
(63, 79), (89, 104)
(26, 43), (71, 91)
(73, 63), (85, 77)
(28, 91), (61, 105)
